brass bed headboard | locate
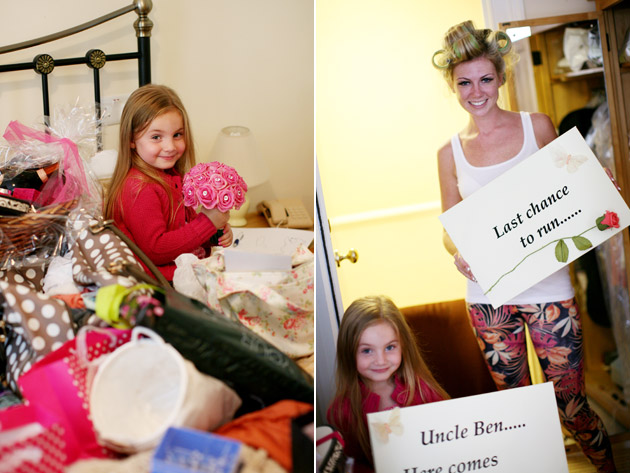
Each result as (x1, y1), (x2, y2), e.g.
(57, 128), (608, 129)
(0, 0), (153, 148)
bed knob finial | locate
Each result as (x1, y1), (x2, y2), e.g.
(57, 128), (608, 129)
(134, 0), (153, 16)
(134, 0), (153, 38)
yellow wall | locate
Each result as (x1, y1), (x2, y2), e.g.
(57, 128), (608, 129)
(317, 0), (486, 308)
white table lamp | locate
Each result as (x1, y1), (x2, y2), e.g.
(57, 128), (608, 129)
(209, 126), (269, 226)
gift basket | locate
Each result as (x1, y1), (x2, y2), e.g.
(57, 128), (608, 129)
(0, 107), (103, 275)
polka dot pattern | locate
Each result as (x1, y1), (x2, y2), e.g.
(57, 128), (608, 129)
(71, 227), (143, 288)
(62, 331), (132, 417)
(0, 416), (67, 472)
(1, 264), (47, 292)
(2, 225), (143, 399)
(10, 328), (131, 463)
(2, 281), (75, 393)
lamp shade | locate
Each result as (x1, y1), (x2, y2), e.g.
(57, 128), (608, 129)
(208, 126), (269, 189)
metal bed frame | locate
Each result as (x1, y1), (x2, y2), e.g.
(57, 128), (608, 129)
(0, 0), (153, 148)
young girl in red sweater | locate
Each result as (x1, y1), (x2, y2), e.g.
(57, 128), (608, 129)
(104, 84), (232, 282)
(327, 295), (448, 473)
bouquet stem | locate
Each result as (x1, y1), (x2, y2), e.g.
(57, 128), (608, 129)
(209, 228), (224, 246)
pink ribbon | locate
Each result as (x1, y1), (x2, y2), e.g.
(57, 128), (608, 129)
(3, 120), (93, 206)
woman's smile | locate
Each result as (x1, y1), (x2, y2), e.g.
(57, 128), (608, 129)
(452, 56), (501, 115)
(469, 99), (488, 107)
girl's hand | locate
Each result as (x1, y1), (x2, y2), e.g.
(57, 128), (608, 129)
(200, 207), (230, 229)
(454, 252), (476, 282)
(219, 223), (233, 247)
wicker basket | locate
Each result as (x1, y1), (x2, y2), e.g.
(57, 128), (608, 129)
(0, 200), (76, 265)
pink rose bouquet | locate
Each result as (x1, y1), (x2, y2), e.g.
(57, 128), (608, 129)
(182, 161), (248, 212)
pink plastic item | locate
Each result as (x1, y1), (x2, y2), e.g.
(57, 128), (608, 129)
(3, 121), (96, 207)
(17, 328), (132, 465)
(0, 404), (67, 473)
(11, 187), (40, 202)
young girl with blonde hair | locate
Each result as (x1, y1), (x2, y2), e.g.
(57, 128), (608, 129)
(104, 84), (232, 281)
(327, 295), (448, 473)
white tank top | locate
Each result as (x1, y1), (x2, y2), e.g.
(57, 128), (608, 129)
(451, 111), (574, 305)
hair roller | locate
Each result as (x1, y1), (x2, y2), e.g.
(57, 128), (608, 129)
(432, 49), (450, 69)
(452, 43), (462, 59)
(495, 31), (511, 54)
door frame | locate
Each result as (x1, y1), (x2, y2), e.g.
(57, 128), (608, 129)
(315, 159), (344, 424)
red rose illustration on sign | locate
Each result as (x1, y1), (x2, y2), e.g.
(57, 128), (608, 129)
(486, 210), (621, 295)
(597, 210), (620, 229)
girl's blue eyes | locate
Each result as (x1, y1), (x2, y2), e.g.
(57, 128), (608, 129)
(359, 344), (396, 354)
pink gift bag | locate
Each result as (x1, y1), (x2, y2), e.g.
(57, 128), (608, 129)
(16, 327), (132, 465)
(0, 404), (67, 473)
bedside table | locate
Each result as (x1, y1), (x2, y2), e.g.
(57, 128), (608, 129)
(241, 212), (315, 233)
(242, 212), (269, 228)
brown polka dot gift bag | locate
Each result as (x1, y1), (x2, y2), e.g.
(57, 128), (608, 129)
(69, 218), (156, 290)
(0, 279), (75, 393)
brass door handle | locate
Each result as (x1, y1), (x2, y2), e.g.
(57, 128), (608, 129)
(335, 249), (358, 267)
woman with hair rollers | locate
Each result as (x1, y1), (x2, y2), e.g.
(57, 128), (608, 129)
(433, 20), (616, 472)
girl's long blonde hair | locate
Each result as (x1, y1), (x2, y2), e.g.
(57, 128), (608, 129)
(104, 84), (196, 224)
(329, 295), (448, 463)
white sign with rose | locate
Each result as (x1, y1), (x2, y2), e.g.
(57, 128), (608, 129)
(439, 127), (630, 308)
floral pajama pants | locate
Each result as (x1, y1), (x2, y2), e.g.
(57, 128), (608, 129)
(467, 299), (616, 472)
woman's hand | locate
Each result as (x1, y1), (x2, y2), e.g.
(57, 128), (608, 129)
(454, 252), (476, 282)
(219, 223), (233, 247)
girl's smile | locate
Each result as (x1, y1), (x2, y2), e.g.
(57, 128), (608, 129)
(131, 110), (186, 170)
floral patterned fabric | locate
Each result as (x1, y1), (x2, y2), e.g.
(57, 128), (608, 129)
(192, 244), (314, 359)
(467, 299), (616, 473)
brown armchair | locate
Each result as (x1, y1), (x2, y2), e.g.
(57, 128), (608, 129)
(401, 299), (497, 399)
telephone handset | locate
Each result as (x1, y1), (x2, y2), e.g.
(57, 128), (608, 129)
(259, 199), (313, 229)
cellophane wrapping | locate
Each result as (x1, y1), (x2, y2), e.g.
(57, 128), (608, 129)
(0, 104), (104, 277)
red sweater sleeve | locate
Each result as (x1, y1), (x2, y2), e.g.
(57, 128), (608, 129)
(113, 169), (218, 280)
(326, 397), (374, 473)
